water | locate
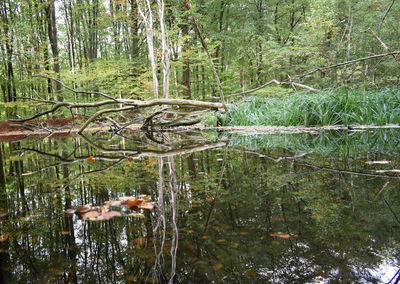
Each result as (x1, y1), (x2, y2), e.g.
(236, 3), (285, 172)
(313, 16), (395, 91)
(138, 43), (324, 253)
(0, 129), (399, 283)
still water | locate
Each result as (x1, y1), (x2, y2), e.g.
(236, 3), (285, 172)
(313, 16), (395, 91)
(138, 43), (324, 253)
(0, 129), (399, 283)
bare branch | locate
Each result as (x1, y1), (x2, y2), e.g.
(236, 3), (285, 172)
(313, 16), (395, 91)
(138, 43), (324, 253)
(381, 0), (397, 26)
(294, 50), (400, 80)
(33, 75), (121, 102)
(227, 80), (318, 98)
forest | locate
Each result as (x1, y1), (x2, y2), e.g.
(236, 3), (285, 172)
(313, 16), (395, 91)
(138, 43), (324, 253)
(0, 1), (400, 283)
(1, 0), (399, 129)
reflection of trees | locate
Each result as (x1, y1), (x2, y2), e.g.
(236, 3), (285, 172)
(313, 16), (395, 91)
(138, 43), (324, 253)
(0, 132), (399, 282)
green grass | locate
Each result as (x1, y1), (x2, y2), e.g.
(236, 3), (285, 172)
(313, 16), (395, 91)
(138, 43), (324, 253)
(218, 88), (400, 126)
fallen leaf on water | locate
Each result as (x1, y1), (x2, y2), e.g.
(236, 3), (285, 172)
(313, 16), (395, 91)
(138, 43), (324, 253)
(127, 275), (137, 281)
(217, 239), (226, 243)
(76, 205), (92, 214)
(239, 232), (249, 236)
(271, 216), (284, 221)
(127, 157), (134, 162)
(104, 200), (122, 206)
(138, 202), (156, 210)
(87, 156), (95, 162)
(139, 195), (151, 201)
(212, 263), (223, 271)
(21, 171), (34, 176)
(118, 196), (138, 201)
(376, 169), (400, 173)
(0, 235), (9, 242)
(366, 161), (391, 165)
(270, 232), (298, 239)
(65, 209), (76, 215)
(121, 199), (144, 207)
(126, 213), (145, 218)
(0, 212), (8, 218)
(231, 242), (239, 248)
(60, 231), (70, 235)
(82, 210), (100, 219)
(96, 211), (121, 221)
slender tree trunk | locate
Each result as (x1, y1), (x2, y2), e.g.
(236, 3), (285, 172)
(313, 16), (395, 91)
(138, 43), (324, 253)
(45, 0), (62, 97)
(136, 0), (159, 98)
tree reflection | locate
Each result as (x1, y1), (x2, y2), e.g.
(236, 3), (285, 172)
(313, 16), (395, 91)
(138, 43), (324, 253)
(0, 130), (399, 283)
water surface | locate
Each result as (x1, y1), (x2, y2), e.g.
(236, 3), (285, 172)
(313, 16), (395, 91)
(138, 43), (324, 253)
(0, 129), (399, 283)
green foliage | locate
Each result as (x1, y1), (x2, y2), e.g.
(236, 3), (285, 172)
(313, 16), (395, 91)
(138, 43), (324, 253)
(222, 88), (400, 126)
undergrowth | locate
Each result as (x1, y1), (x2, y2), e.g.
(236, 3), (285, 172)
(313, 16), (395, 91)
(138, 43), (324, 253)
(217, 88), (400, 126)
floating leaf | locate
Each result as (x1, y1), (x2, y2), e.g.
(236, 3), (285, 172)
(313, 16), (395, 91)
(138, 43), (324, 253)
(271, 216), (284, 221)
(0, 212), (8, 218)
(60, 231), (70, 235)
(87, 156), (95, 163)
(376, 169), (400, 173)
(127, 157), (134, 162)
(82, 210), (100, 219)
(121, 199), (143, 208)
(231, 242), (239, 248)
(0, 235), (9, 242)
(65, 209), (76, 215)
(212, 263), (223, 271)
(139, 194), (151, 201)
(76, 205), (92, 214)
(104, 200), (122, 206)
(217, 239), (226, 243)
(96, 211), (121, 221)
(126, 213), (145, 218)
(270, 232), (298, 239)
(138, 202), (156, 210)
(366, 161), (391, 165)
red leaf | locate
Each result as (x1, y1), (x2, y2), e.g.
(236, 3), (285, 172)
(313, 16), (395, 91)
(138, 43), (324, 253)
(127, 157), (134, 162)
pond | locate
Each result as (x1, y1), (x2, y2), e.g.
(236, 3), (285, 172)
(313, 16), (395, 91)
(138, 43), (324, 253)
(0, 128), (399, 283)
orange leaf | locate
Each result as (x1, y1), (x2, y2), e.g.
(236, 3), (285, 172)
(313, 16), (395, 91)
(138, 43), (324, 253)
(270, 232), (297, 239)
(0, 235), (9, 242)
(127, 157), (134, 162)
(87, 156), (95, 162)
(121, 199), (144, 207)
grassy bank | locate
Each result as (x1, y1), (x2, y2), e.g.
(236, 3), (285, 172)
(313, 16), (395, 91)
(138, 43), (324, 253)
(216, 89), (400, 127)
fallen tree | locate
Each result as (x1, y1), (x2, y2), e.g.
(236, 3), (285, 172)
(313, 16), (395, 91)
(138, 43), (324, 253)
(9, 50), (399, 134)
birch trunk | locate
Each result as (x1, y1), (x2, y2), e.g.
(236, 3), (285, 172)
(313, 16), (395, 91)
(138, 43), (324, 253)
(156, 0), (170, 98)
(136, 0), (159, 98)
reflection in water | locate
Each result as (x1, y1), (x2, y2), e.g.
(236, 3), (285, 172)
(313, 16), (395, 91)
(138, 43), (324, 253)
(0, 129), (399, 283)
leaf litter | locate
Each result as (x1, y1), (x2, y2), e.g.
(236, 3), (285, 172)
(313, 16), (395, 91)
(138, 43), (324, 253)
(66, 195), (155, 221)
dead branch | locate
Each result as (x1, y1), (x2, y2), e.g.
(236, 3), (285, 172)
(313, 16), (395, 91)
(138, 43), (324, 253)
(33, 75), (122, 102)
(227, 80), (319, 98)
(228, 50), (400, 98)
(381, 0), (397, 26)
(294, 50), (400, 80)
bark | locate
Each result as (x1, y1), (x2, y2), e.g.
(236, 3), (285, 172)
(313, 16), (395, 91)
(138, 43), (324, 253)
(136, 0), (159, 98)
(156, 0), (171, 98)
(45, 0), (62, 95)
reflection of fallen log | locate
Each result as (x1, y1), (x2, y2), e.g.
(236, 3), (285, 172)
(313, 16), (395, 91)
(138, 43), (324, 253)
(17, 139), (228, 182)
